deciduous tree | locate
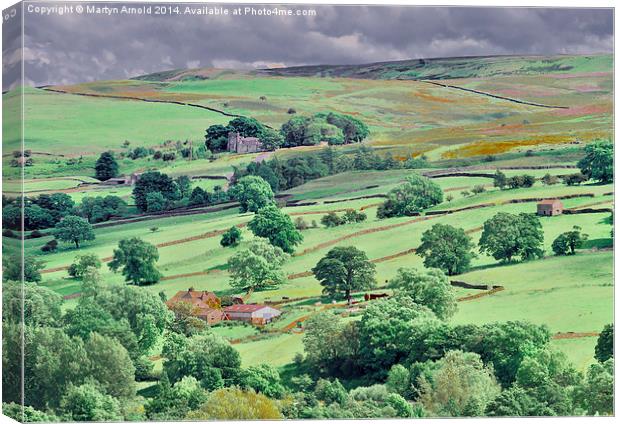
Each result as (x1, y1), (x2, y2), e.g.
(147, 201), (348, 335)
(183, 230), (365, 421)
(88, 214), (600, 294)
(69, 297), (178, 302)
(388, 267), (457, 320)
(227, 239), (288, 293)
(312, 246), (376, 304)
(230, 175), (275, 213)
(578, 139), (613, 183)
(377, 174), (443, 218)
(417, 224), (476, 275)
(108, 237), (161, 285)
(54, 215), (95, 248)
(248, 204), (303, 253)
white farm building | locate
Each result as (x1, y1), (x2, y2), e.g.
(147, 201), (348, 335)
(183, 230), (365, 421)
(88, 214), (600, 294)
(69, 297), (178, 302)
(223, 304), (282, 325)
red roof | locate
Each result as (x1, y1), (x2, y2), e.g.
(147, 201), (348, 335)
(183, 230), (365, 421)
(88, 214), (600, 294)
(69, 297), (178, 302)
(538, 199), (562, 205)
(224, 304), (278, 313)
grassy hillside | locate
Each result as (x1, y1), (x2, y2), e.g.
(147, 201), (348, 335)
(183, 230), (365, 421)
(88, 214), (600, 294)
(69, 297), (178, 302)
(11, 166), (612, 372)
(136, 54), (611, 82)
(15, 53), (602, 176)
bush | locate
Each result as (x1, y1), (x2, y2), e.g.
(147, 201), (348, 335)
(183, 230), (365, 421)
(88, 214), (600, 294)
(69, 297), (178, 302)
(343, 209), (367, 223)
(561, 173), (588, 186)
(2, 229), (15, 238)
(221, 226), (242, 248)
(542, 173), (559, 185)
(321, 212), (344, 228)
(30, 230), (44, 238)
(294, 217), (308, 230)
(287, 108), (297, 114)
(471, 185), (486, 194)
(41, 239), (58, 252)
(162, 152), (176, 162)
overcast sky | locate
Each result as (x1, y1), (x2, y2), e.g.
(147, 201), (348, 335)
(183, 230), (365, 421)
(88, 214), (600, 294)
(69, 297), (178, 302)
(2, 3), (614, 89)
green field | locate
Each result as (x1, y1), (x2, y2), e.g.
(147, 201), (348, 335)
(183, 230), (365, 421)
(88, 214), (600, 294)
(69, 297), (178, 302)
(11, 165), (612, 372)
(2, 54), (614, 386)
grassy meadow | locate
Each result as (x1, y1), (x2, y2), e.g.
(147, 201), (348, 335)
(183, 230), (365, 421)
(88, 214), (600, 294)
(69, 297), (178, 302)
(2, 54), (613, 389)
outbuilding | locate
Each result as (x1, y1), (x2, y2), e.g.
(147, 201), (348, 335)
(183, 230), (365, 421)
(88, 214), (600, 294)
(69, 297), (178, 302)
(223, 304), (282, 325)
(537, 199), (564, 216)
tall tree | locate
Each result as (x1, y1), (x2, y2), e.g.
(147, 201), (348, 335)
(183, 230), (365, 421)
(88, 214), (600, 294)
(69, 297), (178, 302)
(577, 139), (613, 183)
(94, 151), (119, 181)
(377, 173), (443, 218)
(358, 297), (442, 373)
(229, 175), (275, 213)
(60, 383), (123, 422)
(53, 215), (95, 248)
(133, 171), (180, 212)
(552, 226), (588, 255)
(312, 246), (376, 304)
(479, 212), (544, 262)
(108, 237), (161, 285)
(418, 350), (501, 417)
(247, 204), (302, 253)
(227, 239), (288, 293)
(205, 124), (230, 152)
(388, 267), (458, 320)
(417, 224), (476, 275)
(2, 254), (44, 283)
(594, 324), (613, 363)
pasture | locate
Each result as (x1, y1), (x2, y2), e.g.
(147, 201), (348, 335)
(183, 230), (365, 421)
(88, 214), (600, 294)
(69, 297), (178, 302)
(2, 54), (613, 380)
(18, 165), (613, 372)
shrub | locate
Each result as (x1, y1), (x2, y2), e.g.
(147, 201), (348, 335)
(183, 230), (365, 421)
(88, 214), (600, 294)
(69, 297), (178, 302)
(471, 185), (486, 194)
(294, 217), (308, 230)
(561, 173), (588, 186)
(542, 173), (559, 185)
(30, 230), (43, 238)
(343, 209), (367, 223)
(220, 226), (242, 248)
(162, 152), (176, 162)
(321, 212), (344, 228)
(2, 229), (15, 238)
(41, 239), (58, 252)
(287, 108), (297, 114)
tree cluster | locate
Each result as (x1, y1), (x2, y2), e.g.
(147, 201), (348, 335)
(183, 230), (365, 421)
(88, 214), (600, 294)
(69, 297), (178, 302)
(280, 112), (369, 147)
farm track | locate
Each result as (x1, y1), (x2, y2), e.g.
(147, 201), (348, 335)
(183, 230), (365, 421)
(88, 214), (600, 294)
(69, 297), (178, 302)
(418, 80), (570, 109)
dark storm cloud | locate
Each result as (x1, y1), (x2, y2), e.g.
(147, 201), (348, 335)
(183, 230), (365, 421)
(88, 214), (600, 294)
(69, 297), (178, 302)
(4, 2), (613, 89)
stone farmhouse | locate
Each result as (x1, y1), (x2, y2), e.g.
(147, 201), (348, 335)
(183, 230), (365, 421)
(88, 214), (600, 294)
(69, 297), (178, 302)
(537, 199), (564, 216)
(166, 288), (280, 326)
(227, 132), (264, 153)
(166, 288), (226, 325)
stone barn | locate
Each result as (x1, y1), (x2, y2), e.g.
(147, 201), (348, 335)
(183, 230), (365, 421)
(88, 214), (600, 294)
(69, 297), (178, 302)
(537, 199), (564, 216)
(227, 132), (264, 154)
